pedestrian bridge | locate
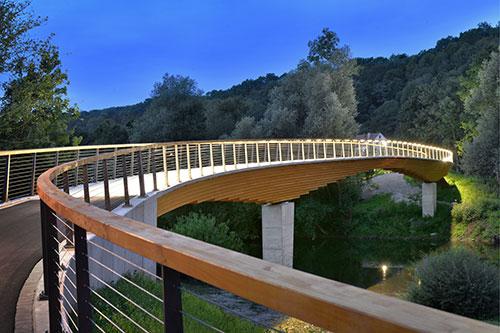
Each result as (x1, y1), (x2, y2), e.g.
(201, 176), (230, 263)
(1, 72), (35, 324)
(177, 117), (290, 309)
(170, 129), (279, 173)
(2, 139), (495, 332)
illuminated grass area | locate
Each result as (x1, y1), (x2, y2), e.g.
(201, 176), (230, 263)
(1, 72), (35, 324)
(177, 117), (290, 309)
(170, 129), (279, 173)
(91, 273), (268, 333)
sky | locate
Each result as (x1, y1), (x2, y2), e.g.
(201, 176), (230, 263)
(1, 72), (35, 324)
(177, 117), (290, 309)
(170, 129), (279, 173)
(30, 0), (499, 110)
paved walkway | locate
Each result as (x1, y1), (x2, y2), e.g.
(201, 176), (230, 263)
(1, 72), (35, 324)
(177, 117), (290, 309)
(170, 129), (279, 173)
(0, 200), (42, 333)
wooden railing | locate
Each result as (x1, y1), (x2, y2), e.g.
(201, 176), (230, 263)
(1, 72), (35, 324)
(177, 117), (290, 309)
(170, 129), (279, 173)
(32, 139), (495, 332)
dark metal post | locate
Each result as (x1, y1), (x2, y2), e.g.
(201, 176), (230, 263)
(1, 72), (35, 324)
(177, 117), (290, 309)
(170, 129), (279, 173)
(74, 225), (92, 331)
(138, 151), (146, 197)
(41, 201), (62, 332)
(103, 159), (111, 211)
(39, 201), (49, 300)
(82, 165), (90, 204)
(162, 266), (183, 333)
(1, 155), (10, 202)
(63, 171), (70, 194)
(122, 155), (131, 207)
(31, 153), (37, 196)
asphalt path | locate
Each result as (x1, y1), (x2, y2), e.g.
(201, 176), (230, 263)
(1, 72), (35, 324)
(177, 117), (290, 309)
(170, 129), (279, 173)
(0, 200), (42, 333)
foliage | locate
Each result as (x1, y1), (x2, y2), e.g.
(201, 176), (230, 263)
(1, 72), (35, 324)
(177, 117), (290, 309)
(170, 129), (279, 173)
(446, 172), (500, 242)
(92, 273), (265, 332)
(294, 177), (362, 239)
(356, 23), (498, 150)
(259, 28), (359, 138)
(0, 0), (44, 74)
(348, 194), (452, 239)
(407, 248), (499, 320)
(0, 0), (78, 149)
(171, 212), (244, 252)
(0, 41), (79, 149)
(131, 74), (206, 142)
(461, 51), (499, 181)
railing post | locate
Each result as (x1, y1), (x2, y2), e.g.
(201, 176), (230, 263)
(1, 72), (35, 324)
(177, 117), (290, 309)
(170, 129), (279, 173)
(198, 144), (204, 175)
(122, 155), (131, 207)
(290, 143), (294, 161)
(40, 201), (62, 332)
(244, 143), (249, 166)
(94, 149), (99, 181)
(131, 151), (135, 175)
(333, 141), (336, 158)
(278, 143), (282, 162)
(323, 142), (327, 159)
(31, 153), (37, 196)
(301, 143), (305, 160)
(75, 150), (80, 187)
(256, 143), (260, 165)
(313, 142), (316, 159)
(82, 165), (90, 204)
(162, 266), (183, 333)
(358, 142), (362, 157)
(2, 154), (11, 202)
(63, 171), (70, 194)
(138, 151), (147, 197)
(233, 144), (237, 168)
(175, 145), (180, 182)
(221, 144), (226, 171)
(74, 225), (91, 332)
(209, 144), (214, 174)
(103, 159), (111, 210)
(187, 145), (192, 179)
(113, 147), (118, 179)
(152, 148), (158, 191)
(267, 142), (271, 163)
(163, 146), (169, 187)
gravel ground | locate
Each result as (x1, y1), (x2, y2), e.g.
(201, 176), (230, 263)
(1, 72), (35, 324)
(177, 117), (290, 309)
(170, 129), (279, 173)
(362, 172), (420, 203)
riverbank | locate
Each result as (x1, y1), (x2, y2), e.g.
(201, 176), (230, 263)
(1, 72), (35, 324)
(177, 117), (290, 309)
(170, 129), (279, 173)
(445, 172), (500, 243)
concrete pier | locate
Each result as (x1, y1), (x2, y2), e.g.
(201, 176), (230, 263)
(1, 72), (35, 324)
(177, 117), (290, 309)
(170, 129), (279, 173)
(422, 182), (437, 217)
(261, 202), (294, 267)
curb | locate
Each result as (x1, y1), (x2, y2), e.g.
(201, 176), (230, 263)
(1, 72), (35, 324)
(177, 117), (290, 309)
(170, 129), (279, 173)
(15, 260), (48, 333)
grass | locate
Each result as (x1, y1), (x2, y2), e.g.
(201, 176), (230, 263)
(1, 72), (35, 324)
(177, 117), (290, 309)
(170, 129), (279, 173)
(445, 172), (500, 242)
(91, 273), (267, 332)
(347, 193), (452, 239)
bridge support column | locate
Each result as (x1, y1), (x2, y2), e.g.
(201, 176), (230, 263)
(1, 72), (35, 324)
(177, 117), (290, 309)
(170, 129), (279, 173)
(422, 182), (437, 217)
(262, 202), (294, 267)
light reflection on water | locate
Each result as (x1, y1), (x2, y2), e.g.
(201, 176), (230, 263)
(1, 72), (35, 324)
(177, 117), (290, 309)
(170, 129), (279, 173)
(293, 238), (497, 297)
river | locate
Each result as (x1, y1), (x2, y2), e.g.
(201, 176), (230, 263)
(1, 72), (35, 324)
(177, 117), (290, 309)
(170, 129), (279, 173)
(293, 238), (498, 297)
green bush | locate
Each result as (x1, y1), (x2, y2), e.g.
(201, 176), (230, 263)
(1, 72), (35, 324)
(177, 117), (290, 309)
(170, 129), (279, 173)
(407, 248), (499, 320)
(172, 213), (244, 252)
(446, 173), (500, 242)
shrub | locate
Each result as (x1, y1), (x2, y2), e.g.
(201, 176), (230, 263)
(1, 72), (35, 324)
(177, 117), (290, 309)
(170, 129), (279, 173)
(407, 248), (499, 320)
(172, 213), (244, 252)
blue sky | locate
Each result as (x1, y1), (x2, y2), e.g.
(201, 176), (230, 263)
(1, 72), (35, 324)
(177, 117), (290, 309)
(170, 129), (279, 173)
(31, 0), (499, 110)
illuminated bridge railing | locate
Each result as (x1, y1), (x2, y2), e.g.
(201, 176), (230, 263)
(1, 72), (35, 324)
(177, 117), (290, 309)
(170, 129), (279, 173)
(1, 139), (452, 203)
(30, 139), (496, 333)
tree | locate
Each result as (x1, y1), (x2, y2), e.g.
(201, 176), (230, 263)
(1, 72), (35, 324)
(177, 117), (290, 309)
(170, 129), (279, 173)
(307, 27), (350, 69)
(0, 0), (43, 74)
(230, 116), (260, 139)
(131, 74), (206, 142)
(205, 96), (248, 138)
(461, 51), (499, 181)
(0, 42), (79, 149)
(260, 28), (359, 138)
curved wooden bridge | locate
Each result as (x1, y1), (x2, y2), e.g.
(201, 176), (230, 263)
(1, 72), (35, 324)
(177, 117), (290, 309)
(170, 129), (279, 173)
(1, 139), (496, 332)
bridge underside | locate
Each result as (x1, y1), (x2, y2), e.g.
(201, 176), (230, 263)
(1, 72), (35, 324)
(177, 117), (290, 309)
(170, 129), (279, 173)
(157, 157), (451, 216)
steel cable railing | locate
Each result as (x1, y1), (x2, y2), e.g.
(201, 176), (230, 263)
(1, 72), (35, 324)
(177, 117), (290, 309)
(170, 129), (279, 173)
(33, 139), (474, 333)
